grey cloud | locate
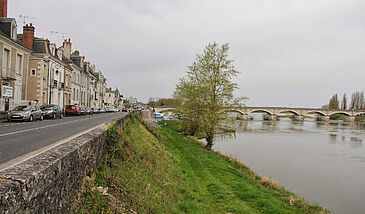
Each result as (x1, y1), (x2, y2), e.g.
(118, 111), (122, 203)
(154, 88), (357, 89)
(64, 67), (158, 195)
(9, 0), (365, 106)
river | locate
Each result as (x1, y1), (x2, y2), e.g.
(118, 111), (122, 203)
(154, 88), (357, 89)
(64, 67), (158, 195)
(213, 117), (365, 214)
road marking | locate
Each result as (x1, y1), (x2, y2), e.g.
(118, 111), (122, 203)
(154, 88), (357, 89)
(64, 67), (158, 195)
(0, 122), (108, 171)
(0, 115), (106, 137)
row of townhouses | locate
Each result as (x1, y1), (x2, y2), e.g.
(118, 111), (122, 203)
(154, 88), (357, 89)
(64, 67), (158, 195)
(0, 0), (124, 112)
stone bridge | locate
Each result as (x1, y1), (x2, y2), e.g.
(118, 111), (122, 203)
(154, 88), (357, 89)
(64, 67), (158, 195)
(154, 107), (365, 122)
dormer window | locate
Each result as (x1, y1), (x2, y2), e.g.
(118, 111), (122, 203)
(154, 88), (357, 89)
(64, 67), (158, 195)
(58, 51), (62, 60)
(11, 21), (17, 40)
(50, 44), (56, 55)
(11, 26), (17, 40)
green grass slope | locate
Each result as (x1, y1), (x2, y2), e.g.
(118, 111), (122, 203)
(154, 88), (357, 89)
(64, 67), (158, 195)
(71, 116), (329, 214)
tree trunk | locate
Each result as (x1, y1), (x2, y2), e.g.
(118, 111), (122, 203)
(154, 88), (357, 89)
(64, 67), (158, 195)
(205, 134), (214, 149)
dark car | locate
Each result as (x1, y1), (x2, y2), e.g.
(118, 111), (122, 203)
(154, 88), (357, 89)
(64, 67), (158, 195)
(41, 105), (63, 119)
(65, 105), (81, 116)
(8, 105), (43, 122)
(122, 107), (128, 112)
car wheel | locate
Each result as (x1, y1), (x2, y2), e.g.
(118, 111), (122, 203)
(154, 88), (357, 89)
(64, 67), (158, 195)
(53, 113), (56, 119)
(40, 115), (44, 121)
(28, 115), (33, 122)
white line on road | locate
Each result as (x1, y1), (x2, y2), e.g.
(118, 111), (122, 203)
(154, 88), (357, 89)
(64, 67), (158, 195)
(0, 123), (107, 171)
(0, 115), (106, 137)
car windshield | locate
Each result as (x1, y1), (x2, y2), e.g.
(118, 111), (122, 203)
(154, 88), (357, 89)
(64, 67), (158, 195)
(41, 106), (53, 110)
(13, 105), (32, 111)
(66, 106), (76, 109)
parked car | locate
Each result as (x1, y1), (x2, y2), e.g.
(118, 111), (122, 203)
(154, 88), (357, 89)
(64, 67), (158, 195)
(109, 108), (118, 113)
(99, 108), (106, 113)
(65, 105), (81, 116)
(122, 107), (128, 112)
(79, 107), (87, 116)
(86, 108), (93, 115)
(92, 108), (99, 114)
(153, 113), (163, 119)
(8, 105), (43, 122)
(40, 104), (63, 119)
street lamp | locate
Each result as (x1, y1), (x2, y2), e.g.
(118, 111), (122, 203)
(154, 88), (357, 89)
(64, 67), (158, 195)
(46, 56), (61, 105)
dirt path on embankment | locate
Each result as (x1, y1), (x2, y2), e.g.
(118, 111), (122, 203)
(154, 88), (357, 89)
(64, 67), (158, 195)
(142, 110), (160, 128)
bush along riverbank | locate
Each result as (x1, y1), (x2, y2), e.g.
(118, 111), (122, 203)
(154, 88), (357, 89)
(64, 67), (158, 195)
(71, 115), (330, 214)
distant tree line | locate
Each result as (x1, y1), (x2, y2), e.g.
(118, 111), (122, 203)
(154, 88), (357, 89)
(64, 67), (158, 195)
(148, 97), (178, 107)
(324, 91), (365, 110)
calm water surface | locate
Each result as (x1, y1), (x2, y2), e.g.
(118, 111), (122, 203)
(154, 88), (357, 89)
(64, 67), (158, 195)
(213, 118), (365, 214)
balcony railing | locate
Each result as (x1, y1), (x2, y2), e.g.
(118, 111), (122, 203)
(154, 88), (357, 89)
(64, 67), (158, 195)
(1, 67), (16, 80)
(60, 82), (65, 89)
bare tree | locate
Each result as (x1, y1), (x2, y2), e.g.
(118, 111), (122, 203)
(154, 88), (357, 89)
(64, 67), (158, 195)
(341, 94), (347, 110)
(350, 91), (365, 110)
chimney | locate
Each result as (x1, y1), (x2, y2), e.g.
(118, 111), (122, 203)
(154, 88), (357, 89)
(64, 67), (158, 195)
(62, 38), (72, 59)
(72, 50), (80, 56)
(23, 23), (35, 49)
(0, 0), (7, 18)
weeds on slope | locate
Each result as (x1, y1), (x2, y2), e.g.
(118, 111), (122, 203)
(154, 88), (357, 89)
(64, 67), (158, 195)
(71, 117), (330, 214)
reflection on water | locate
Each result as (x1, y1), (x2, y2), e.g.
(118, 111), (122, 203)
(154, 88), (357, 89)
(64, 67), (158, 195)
(214, 120), (365, 214)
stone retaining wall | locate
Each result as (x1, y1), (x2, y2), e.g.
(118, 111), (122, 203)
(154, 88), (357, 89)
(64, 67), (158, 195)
(0, 114), (130, 214)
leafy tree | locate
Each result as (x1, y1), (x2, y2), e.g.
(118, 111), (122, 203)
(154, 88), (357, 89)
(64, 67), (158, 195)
(341, 94), (347, 110)
(328, 94), (339, 110)
(174, 42), (244, 149)
(174, 79), (204, 136)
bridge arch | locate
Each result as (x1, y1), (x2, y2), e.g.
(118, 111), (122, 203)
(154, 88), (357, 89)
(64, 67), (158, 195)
(329, 111), (352, 117)
(305, 111), (327, 116)
(278, 110), (300, 116)
(249, 109), (273, 115)
(157, 108), (175, 113)
(226, 109), (245, 115)
(355, 112), (365, 116)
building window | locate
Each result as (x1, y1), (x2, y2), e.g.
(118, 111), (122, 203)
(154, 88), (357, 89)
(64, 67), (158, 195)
(31, 69), (36, 76)
(3, 49), (10, 69)
(16, 54), (22, 75)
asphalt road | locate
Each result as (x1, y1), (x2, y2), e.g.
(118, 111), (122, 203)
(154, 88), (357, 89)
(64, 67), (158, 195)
(0, 112), (126, 168)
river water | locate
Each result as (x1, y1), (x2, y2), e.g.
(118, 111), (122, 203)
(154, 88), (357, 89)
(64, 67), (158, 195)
(213, 118), (365, 214)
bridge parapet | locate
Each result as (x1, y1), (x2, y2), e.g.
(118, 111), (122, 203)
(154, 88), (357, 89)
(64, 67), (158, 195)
(154, 107), (365, 121)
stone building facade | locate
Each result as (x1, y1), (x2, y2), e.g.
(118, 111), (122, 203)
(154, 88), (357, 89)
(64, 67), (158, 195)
(0, 10), (31, 111)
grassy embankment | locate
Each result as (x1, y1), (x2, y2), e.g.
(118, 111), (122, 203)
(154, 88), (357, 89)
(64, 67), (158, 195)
(71, 115), (330, 214)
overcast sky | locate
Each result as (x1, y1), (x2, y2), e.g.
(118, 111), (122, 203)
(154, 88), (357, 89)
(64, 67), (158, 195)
(9, 0), (365, 107)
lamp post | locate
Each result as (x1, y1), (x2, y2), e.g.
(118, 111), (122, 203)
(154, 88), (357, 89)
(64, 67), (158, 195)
(47, 57), (61, 105)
